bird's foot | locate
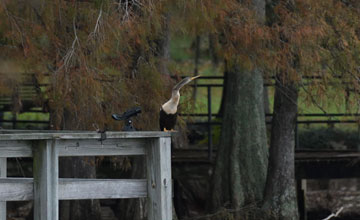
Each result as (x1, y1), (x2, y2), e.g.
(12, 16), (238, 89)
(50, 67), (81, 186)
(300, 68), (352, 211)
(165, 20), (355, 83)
(163, 128), (175, 132)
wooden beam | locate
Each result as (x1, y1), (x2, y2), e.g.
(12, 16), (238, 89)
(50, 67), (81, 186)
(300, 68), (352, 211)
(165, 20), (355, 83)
(0, 140), (32, 157)
(33, 140), (59, 220)
(0, 131), (172, 141)
(0, 158), (6, 220)
(57, 139), (146, 156)
(0, 178), (33, 201)
(0, 138), (151, 158)
(59, 179), (147, 200)
(0, 178), (146, 201)
(146, 137), (172, 220)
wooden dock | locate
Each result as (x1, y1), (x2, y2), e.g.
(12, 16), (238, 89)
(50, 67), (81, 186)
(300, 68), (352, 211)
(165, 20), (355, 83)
(0, 131), (172, 220)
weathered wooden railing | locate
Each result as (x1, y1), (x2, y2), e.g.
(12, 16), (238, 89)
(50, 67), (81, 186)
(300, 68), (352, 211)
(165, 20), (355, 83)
(0, 130), (172, 220)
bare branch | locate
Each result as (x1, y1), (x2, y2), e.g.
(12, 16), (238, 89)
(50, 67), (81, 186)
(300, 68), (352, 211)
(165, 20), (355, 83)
(57, 17), (80, 73)
(94, 9), (103, 34)
(273, 77), (299, 107)
(0, 0), (25, 49)
(350, 68), (360, 83)
(88, 9), (103, 41)
(299, 81), (328, 114)
(322, 207), (344, 220)
(115, 0), (143, 22)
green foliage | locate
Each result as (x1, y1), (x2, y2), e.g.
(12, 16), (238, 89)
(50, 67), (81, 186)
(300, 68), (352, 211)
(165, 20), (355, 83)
(0, 0), (175, 130)
(0, 0), (359, 130)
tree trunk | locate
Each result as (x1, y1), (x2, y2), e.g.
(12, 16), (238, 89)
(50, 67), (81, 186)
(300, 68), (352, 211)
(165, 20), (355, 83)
(156, 14), (180, 220)
(262, 77), (299, 220)
(116, 12), (179, 220)
(69, 157), (102, 220)
(210, 0), (268, 217)
(192, 35), (201, 102)
(263, 86), (271, 115)
(219, 71), (270, 120)
(263, 86), (272, 132)
(208, 34), (219, 66)
(217, 66), (228, 118)
(210, 65), (268, 216)
(262, 0), (299, 218)
(157, 13), (171, 76)
(57, 110), (102, 220)
(0, 111), (3, 128)
(116, 157), (147, 220)
(116, 157), (178, 220)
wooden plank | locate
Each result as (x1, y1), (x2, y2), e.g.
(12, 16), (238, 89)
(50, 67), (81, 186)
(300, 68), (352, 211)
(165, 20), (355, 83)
(59, 179), (147, 200)
(0, 140), (32, 157)
(57, 139), (146, 156)
(33, 140), (59, 220)
(99, 131), (172, 139)
(0, 178), (147, 201)
(0, 131), (172, 141)
(0, 158), (6, 220)
(146, 137), (172, 220)
(0, 178), (33, 201)
(0, 130), (84, 134)
(54, 131), (172, 139)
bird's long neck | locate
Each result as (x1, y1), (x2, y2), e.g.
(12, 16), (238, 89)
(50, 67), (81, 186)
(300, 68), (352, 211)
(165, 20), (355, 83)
(162, 91), (180, 114)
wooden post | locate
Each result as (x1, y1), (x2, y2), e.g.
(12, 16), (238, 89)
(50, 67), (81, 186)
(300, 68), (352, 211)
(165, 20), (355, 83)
(12, 113), (16, 129)
(207, 86), (213, 160)
(33, 140), (59, 220)
(297, 179), (307, 220)
(146, 137), (172, 220)
(357, 123), (360, 151)
(301, 179), (307, 220)
(0, 158), (6, 220)
(0, 111), (3, 128)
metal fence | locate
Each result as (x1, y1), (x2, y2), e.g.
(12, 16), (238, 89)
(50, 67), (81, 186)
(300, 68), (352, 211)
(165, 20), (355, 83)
(181, 76), (360, 159)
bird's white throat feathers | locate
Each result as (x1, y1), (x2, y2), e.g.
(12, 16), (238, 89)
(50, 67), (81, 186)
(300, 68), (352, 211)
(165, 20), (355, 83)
(162, 92), (180, 114)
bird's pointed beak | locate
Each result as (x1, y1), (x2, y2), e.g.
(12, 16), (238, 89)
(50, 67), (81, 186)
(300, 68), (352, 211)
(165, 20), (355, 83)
(190, 75), (201, 80)
(173, 75), (201, 92)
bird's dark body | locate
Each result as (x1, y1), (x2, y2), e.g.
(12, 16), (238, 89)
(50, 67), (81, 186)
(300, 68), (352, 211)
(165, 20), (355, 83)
(160, 108), (177, 131)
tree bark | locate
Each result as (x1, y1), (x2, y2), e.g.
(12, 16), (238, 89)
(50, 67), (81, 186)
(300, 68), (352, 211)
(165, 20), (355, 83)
(210, 65), (268, 215)
(210, 1), (268, 218)
(262, 0), (299, 218)
(219, 71), (269, 119)
(208, 34), (219, 66)
(262, 77), (299, 220)
(157, 13), (171, 76)
(263, 86), (271, 115)
(117, 11), (179, 220)
(156, 14), (180, 220)
(217, 66), (228, 118)
(192, 35), (201, 102)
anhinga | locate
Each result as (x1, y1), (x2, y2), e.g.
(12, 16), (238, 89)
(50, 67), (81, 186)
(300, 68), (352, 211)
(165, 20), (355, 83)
(160, 75), (201, 131)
